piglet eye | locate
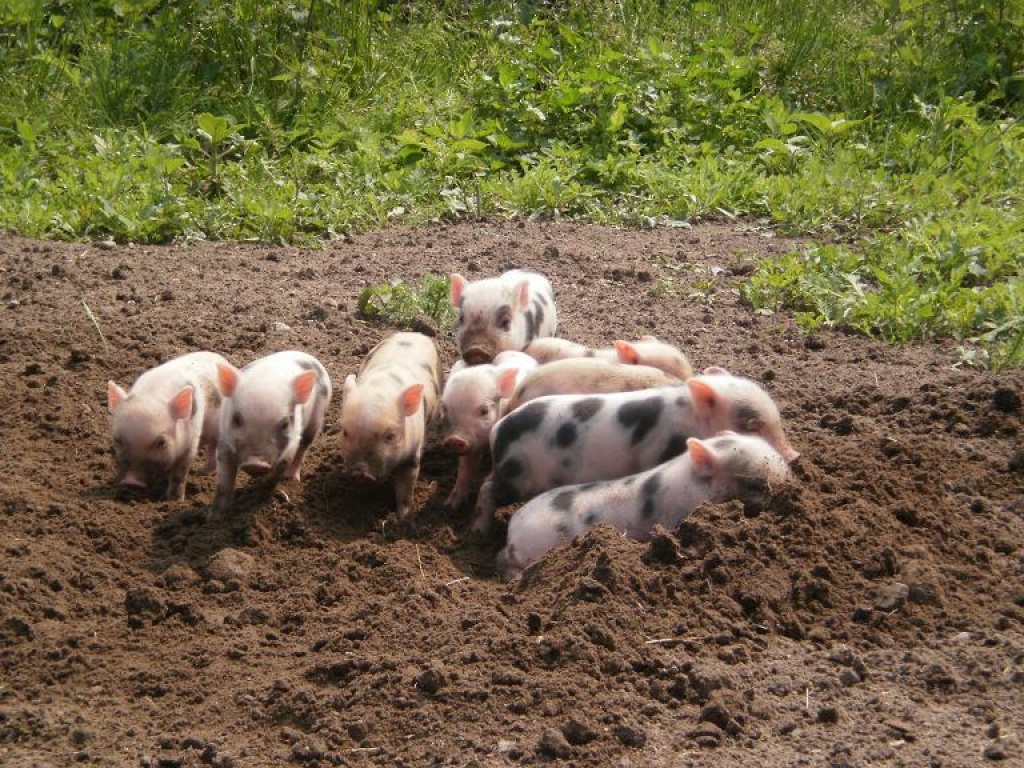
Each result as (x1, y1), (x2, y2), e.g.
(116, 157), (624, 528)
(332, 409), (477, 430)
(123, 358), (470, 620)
(478, 403), (491, 417)
(277, 417), (290, 434)
(231, 412), (243, 428)
(457, 312), (464, 326)
(382, 429), (398, 444)
(498, 317), (512, 331)
(151, 436), (167, 450)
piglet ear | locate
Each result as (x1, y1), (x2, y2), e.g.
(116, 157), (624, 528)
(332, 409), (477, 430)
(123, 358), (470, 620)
(343, 373), (358, 398)
(515, 279), (531, 311)
(169, 386), (194, 421)
(293, 370), (317, 406)
(216, 363), (240, 397)
(401, 383), (425, 417)
(703, 365), (730, 376)
(686, 437), (717, 477)
(687, 377), (718, 415)
(107, 381), (128, 414)
(614, 340), (640, 365)
(450, 274), (467, 308)
(496, 366), (520, 398)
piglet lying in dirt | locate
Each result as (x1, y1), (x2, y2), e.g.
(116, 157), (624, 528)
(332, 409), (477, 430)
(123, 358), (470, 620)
(107, 351), (229, 501)
(503, 358), (681, 413)
(498, 432), (792, 580)
(451, 269), (558, 364)
(211, 350), (332, 517)
(473, 368), (799, 533)
(523, 335), (692, 380)
(441, 351), (537, 509)
(338, 332), (441, 520)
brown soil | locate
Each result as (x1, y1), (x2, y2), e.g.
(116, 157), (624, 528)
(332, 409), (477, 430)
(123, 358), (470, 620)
(1, 221), (1022, 768)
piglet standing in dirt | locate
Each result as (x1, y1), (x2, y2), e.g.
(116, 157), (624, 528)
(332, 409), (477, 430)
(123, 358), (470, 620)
(473, 369), (799, 532)
(451, 269), (558, 364)
(211, 351), (332, 517)
(498, 432), (791, 580)
(108, 351), (229, 501)
(440, 351), (537, 510)
(524, 335), (693, 380)
(338, 332), (441, 520)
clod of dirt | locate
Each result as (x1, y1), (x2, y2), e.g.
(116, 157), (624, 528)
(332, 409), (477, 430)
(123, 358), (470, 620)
(700, 693), (744, 736)
(561, 719), (598, 746)
(125, 588), (166, 619)
(817, 706), (840, 724)
(158, 563), (199, 589)
(206, 548), (255, 583)
(1008, 450), (1024, 474)
(903, 561), (946, 606)
(688, 723), (723, 748)
(613, 724), (647, 748)
(839, 669), (862, 686)
(992, 387), (1020, 413)
(537, 728), (573, 758)
(291, 736), (326, 762)
(874, 582), (910, 611)
(414, 665), (446, 695)
(644, 527), (681, 565)
(1, 617), (34, 642)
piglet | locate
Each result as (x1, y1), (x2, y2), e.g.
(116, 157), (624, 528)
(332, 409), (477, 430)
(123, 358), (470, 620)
(498, 432), (791, 579)
(504, 358), (680, 413)
(451, 269), (557, 364)
(107, 351), (229, 501)
(212, 350), (332, 517)
(440, 351), (537, 509)
(473, 369), (798, 532)
(338, 332), (441, 519)
(524, 335), (692, 379)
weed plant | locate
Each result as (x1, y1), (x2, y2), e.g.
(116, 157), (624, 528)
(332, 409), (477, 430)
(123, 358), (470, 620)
(0, 0), (1021, 362)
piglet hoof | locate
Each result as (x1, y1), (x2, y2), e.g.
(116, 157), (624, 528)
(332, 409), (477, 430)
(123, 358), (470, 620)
(164, 485), (187, 503)
(467, 515), (492, 538)
(208, 497), (231, 522)
(444, 490), (468, 511)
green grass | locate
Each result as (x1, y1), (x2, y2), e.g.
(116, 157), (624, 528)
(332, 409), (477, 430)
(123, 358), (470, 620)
(0, 0), (1022, 363)
(358, 275), (456, 330)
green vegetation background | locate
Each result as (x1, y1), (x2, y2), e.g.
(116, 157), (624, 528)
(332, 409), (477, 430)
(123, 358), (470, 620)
(1, 0), (1021, 365)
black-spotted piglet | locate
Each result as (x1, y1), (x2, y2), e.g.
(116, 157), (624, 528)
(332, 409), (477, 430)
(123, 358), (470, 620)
(451, 269), (557, 364)
(498, 432), (791, 579)
(473, 369), (799, 532)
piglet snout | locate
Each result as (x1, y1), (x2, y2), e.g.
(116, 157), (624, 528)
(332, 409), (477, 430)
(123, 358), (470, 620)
(119, 472), (147, 490)
(462, 347), (493, 365)
(443, 435), (471, 455)
(348, 462), (376, 483)
(241, 459), (273, 477)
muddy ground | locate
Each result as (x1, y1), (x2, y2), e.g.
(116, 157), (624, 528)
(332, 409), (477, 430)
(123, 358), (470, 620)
(0, 220), (1021, 767)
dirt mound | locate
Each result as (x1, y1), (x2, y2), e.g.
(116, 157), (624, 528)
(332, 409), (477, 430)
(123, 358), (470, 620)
(1, 221), (1022, 766)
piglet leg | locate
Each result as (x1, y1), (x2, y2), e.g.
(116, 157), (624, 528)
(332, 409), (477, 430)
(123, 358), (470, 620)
(446, 448), (483, 510)
(210, 446), (239, 520)
(470, 474), (497, 534)
(393, 458), (421, 520)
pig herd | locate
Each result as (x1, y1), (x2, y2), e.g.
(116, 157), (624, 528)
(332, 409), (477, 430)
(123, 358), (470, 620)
(107, 269), (799, 580)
